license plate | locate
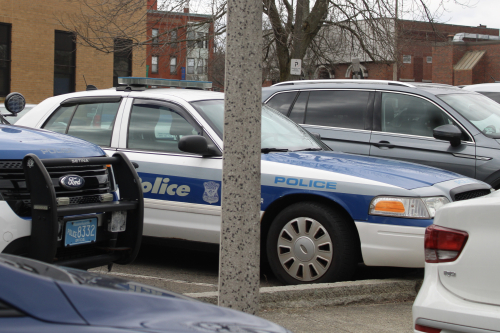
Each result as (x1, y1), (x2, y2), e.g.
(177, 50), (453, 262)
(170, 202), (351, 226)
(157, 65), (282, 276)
(64, 218), (97, 247)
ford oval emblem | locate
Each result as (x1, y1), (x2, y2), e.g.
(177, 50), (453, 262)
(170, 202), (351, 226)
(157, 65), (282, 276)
(59, 175), (85, 190)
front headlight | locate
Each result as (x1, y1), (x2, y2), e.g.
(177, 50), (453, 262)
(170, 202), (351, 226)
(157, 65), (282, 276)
(369, 196), (449, 219)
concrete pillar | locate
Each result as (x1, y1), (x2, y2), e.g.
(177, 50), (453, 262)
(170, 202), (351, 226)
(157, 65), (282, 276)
(218, 0), (262, 315)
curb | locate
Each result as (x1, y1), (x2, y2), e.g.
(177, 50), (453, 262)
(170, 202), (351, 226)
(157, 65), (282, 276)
(184, 278), (422, 308)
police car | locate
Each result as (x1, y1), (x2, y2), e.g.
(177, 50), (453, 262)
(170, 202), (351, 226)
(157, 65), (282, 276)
(16, 78), (493, 285)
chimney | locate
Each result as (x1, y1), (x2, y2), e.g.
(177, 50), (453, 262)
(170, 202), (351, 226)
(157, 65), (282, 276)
(147, 0), (157, 10)
(184, 7), (189, 13)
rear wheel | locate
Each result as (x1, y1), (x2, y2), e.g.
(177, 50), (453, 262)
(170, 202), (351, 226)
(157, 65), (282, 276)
(266, 202), (359, 285)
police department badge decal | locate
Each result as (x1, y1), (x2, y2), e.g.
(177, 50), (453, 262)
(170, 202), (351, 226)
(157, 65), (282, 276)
(203, 181), (219, 204)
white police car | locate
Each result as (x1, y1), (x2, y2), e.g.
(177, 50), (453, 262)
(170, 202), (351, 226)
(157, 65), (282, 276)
(16, 78), (493, 285)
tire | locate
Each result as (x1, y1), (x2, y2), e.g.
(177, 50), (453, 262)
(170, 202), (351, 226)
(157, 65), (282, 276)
(266, 202), (359, 285)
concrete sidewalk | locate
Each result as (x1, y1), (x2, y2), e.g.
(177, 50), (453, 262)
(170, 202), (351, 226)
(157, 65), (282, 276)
(186, 278), (420, 333)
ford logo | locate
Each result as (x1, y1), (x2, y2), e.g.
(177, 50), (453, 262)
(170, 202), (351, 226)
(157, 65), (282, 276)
(59, 175), (85, 190)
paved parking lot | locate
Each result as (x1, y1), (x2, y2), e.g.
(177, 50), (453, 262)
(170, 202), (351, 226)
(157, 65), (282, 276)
(90, 243), (420, 332)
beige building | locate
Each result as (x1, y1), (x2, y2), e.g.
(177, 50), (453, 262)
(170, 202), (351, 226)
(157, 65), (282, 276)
(0, 0), (147, 104)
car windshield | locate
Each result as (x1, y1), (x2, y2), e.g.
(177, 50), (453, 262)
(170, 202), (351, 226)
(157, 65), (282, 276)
(190, 100), (323, 151)
(439, 93), (500, 138)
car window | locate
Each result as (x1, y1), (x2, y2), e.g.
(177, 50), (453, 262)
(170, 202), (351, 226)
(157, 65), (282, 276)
(266, 91), (298, 115)
(43, 105), (76, 134)
(478, 91), (500, 104)
(304, 90), (369, 129)
(43, 101), (121, 146)
(381, 92), (465, 139)
(0, 300), (24, 317)
(128, 103), (199, 153)
(439, 93), (500, 138)
(288, 91), (308, 123)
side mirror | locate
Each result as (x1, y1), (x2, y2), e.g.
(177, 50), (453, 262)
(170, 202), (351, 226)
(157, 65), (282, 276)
(433, 124), (462, 147)
(311, 132), (321, 140)
(4, 92), (26, 115)
(178, 135), (220, 156)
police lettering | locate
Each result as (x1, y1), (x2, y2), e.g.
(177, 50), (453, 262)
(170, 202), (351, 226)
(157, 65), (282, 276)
(274, 177), (336, 190)
(141, 177), (190, 197)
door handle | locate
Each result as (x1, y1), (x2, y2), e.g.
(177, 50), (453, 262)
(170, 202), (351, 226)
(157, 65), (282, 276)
(373, 140), (395, 149)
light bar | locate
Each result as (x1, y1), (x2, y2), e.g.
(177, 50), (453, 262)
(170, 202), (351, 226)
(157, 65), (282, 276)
(118, 77), (212, 90)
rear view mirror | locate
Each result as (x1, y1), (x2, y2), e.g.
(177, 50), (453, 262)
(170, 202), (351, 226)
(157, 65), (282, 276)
(4, 92), (26, 115)
(178, 135), (221, 157)
(433, 124), (462, 147)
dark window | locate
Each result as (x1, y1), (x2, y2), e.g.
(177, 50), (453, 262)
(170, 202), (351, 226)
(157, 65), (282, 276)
(113, 39), (132, 87)
(128, 102), (199, 153)
(54, 30), (75, 96)
(305, 90), (369, 129)
(266, 92), (298, 115)
(0, 24), (11, 97)
(289, 91), (309, 123)
(187, 31), (195, 48)
(479, 91), (500, 104)
(381, 92), (464, 138)
(43, 101), (121, 146)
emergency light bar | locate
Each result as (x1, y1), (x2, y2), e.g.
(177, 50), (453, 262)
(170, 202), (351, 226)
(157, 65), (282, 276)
(118, 77), (212, 90)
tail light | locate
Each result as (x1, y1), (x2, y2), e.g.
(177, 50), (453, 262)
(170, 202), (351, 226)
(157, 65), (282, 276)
(425, 224), (468, 263)
(415, 323), (441, 333)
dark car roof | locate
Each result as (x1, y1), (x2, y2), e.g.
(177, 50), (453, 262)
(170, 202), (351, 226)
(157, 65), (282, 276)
(262, 81), (476, 102)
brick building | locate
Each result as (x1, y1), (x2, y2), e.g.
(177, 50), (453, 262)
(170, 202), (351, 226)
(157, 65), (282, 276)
(146, 0), (214, 82)
(0, 0), (147, 104)
(308, 20), (499, 85)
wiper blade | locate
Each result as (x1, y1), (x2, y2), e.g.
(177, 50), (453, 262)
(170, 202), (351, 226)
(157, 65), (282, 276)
(261, 148), (289, 154)
(293, 148), (323, 152)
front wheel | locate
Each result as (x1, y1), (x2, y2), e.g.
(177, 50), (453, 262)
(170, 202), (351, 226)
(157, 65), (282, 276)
(266, 202), (359, 285)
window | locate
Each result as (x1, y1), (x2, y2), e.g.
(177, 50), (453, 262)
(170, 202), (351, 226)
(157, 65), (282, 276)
(203, 59), (208, 74)
(43, 100), (121, 146)
(128, 102), (199, 153)
(170, 57), (177, 74)
(197, 58), (204, 74)
(289, 91), (309, 123)
(170, 30), (177, 47)
(187, 58), (195, 74)
(54, 30), (76, 96)
(0, 300), (24, 318)
(382, 92), (459, 138)
(152, 29), (159, 45)
(426, 56), (432, 63)
(0, 24), (11, 97)
(152, 56), (158, 73)
(266, 92), (298, 115)
(187, 31), (195, 48)
(113, 38), (132, 87)
(403, 55), (412, 64)
(197, 32), (204, 48)
(305, 90), (369, 129)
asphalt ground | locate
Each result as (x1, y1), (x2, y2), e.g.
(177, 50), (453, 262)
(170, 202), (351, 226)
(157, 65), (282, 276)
(90, 243), (422, 332)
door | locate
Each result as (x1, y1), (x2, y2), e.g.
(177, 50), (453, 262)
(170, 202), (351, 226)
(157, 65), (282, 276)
(370, 91), (476, 178)
(296, 90), (374, 155)
(117, 98), (223, 244)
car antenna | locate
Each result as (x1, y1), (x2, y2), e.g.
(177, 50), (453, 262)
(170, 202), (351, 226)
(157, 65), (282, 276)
(83, 75), (97, 91)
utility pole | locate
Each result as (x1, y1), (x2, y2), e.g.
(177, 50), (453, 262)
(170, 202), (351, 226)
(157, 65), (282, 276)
(393, 0), (399, 81)
(218, 0), (262, 315)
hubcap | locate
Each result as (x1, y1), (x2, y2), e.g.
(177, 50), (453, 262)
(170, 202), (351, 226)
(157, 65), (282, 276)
(276, 217), (333, 282)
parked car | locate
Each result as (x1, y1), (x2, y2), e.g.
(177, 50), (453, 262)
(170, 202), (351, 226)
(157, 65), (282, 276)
(16, 78), (492, 285)
(0, 253), (290, 333)
(0, 93), (143, 270)
(262, 80), (500, 189)
(413, 190), (500, 333)
(461, 82), (500, 103)
(0, 103), (36, 123)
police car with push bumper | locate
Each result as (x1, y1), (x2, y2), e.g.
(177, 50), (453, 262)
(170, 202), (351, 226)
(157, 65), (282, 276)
(0, 92), (143, 269)
(16, 77), (493, 285)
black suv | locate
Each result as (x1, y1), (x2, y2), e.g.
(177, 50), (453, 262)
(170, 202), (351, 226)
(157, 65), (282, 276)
(263, 80), (500, 189)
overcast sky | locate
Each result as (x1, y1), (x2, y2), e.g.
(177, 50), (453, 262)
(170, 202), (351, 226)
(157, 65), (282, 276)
(414, 0), (500, 31)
